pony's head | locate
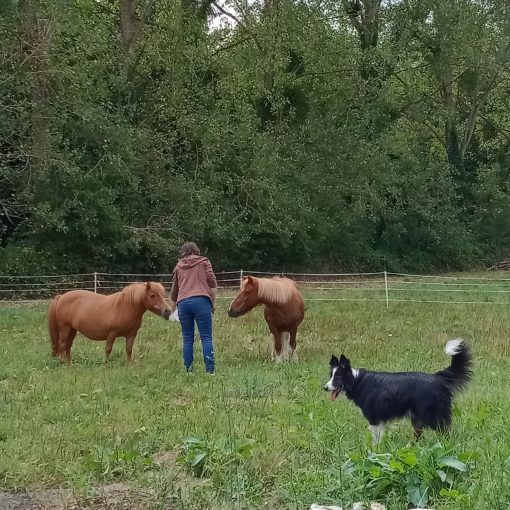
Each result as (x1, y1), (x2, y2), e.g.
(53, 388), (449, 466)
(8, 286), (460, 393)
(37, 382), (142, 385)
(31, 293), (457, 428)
(143, 282), (172, 319)
(228, 276), (260, 318)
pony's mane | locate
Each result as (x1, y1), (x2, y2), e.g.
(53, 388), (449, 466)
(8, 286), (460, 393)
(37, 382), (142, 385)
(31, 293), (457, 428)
(255, 277), (296, 305)
(118, 283), (145, 305)
(119, 282), (165, 305)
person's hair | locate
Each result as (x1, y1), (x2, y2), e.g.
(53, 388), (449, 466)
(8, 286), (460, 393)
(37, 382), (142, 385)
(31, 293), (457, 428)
(180, 242), (201, 258)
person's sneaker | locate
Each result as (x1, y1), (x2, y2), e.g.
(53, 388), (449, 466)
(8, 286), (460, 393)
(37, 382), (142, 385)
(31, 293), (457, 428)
(206, 372), (215, 376)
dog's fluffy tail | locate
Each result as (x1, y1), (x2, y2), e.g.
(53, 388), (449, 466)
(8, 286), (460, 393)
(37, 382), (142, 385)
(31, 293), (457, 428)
(436, 338), (472, 393)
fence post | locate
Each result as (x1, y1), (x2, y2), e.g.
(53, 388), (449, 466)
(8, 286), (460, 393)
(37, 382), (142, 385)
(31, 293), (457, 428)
(94, 272), (98, 293)
(384, 270), (389, 308)
(240, 269), (243, 288)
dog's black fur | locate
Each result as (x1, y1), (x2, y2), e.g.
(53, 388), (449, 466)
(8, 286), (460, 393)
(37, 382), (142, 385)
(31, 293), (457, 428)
(324, 339), (472, 442)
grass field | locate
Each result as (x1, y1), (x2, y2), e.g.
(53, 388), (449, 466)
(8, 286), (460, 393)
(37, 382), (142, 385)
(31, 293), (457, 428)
(1, 282), (510, 509)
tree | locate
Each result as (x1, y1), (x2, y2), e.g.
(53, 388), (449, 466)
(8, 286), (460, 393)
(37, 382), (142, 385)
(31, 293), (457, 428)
(20, 0), (51, 173)
(2, 0), (510, 274)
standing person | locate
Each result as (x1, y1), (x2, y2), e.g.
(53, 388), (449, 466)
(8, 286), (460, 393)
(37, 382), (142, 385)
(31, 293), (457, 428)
(170, 242), (217, 374)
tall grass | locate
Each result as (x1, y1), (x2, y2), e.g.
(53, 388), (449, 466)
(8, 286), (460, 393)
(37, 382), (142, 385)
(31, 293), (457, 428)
(0, 283), (509, 508)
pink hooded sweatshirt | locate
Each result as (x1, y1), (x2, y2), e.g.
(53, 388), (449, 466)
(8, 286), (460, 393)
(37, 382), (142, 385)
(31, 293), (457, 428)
(170, 255), (217, 304)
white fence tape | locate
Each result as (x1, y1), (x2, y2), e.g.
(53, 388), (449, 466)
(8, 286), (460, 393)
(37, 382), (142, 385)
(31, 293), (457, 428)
(0, 270), (510, 305)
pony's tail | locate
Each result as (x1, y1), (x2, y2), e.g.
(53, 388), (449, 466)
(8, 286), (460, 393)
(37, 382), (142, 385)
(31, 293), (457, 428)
(436, 339), (473, 393)
(48, 295), (61, 357)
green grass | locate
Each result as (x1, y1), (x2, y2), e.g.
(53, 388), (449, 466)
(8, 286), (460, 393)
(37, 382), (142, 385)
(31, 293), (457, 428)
(0, 283), (510, 509)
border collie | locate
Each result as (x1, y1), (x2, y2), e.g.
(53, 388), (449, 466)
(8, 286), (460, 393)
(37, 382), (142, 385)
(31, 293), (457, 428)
(324, 339), (472, 444)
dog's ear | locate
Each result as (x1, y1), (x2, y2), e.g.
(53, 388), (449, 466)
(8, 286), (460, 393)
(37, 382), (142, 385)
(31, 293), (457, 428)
(330, 355), (339, 367)
(339, 354), (351, 369)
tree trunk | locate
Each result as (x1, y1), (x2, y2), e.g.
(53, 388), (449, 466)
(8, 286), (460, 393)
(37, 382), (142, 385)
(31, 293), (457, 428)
(439, 68), (464, 174)
(20, 0), (51, 173)
(119, 0), (157, 81)
(119, 0), (141, 80)
(262, 0), (276, 93)
(343, 0), (382, 81)
(343, 0), (380, 50)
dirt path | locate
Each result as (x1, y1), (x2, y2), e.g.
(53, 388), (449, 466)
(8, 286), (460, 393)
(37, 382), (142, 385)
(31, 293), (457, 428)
(0, 484), (151, 510)
(0, 491), (39, 510)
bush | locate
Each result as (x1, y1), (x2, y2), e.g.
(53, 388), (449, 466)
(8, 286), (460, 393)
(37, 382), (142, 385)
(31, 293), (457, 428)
(343, 443), (477, 507)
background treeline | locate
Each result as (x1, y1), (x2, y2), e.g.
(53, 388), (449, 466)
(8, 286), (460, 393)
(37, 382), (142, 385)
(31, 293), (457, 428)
(1, 0), (510, 274)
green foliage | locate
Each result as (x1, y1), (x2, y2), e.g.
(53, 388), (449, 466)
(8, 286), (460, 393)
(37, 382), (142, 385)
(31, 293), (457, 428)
(1, 0), (510, 273)
(1, 294), (509, 508)
(471, 164), (510, 264)
(178, 436), (258, 477)
(344, 443), (476, 507)
(85, 440), (155, 480)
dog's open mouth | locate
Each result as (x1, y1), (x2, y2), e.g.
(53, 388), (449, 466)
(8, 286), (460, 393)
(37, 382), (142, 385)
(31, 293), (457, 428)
(330, 389), (340, 401)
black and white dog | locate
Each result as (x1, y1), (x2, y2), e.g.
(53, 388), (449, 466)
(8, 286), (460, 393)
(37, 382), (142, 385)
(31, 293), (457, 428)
(324, 339), (472, 444)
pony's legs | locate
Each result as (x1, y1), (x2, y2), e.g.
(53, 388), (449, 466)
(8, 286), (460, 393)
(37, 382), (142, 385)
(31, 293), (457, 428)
(105, 334), (117, 362)
(52, 324), (61, 357)
(271, 331), (284, 363)
(289, 326), (298, 362)
(59, 327), (77, 365)
(125, 334), (136, 362)
(269, 333), (275, 359)
(281, 332), (291, 361)
(269, 328), (297, 362)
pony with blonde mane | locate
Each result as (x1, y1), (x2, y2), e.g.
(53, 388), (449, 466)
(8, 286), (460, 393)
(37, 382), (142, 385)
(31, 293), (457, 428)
(48, 282), (171, 364)
(228, 276), (305, 362)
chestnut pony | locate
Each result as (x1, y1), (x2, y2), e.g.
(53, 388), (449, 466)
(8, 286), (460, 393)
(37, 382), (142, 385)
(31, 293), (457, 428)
(228, 276), (305, 362)
(48, 282), (171, 364)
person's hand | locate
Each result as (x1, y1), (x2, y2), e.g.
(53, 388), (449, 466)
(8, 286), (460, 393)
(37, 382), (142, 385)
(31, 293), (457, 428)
(211, 303), (216, 314)
(169, 301), (177, 313)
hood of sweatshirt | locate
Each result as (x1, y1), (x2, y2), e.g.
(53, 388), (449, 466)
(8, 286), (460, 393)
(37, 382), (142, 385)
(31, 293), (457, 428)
(176, 255), (208, 270)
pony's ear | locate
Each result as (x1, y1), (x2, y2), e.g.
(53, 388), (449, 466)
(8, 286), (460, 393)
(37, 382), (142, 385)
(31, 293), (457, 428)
(330, 355), (339, 367)
(146, 282), (151, 291)
(243, 276), (254, 288)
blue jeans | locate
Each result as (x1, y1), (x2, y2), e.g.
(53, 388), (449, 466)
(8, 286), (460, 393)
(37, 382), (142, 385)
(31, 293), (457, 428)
(177, 296), (215, 373)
